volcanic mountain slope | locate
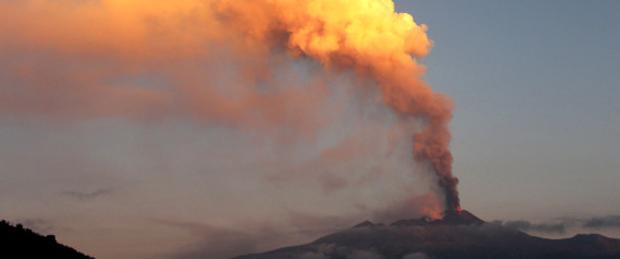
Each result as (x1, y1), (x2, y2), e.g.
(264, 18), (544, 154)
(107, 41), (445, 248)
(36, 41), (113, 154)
(0, 220), (93, 259)
(235, 210), (620, 259)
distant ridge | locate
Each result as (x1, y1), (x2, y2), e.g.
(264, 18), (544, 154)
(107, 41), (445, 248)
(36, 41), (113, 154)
(235, 210), (620, 259)
(0, 220), (93, 259)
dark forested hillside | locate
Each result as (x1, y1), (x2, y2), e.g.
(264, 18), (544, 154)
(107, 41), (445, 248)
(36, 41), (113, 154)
(0, 220), (93, 259)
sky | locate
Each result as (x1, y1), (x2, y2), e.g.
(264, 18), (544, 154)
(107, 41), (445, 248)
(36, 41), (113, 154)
(1, 1), (620, 258)
(399, 0), (620, 220)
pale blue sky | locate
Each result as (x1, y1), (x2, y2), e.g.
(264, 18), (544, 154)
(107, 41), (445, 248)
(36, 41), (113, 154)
(397, 0), (620, 218)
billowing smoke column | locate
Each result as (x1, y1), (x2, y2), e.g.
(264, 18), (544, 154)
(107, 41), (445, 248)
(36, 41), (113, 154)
(215, 0), (460, 211)
(0, 0), (460, 212)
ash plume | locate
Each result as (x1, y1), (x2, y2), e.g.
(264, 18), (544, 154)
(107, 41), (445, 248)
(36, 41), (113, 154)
(217, 0), (460, 211)
(0, 0), (459, 214)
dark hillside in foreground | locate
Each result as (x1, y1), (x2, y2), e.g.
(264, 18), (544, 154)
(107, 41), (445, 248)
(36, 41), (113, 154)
(236, 210), (620, 259)
(0, 220), (93, 259)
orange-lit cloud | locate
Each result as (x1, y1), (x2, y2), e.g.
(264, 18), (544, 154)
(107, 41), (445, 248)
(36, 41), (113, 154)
(0, 0), (458, 213)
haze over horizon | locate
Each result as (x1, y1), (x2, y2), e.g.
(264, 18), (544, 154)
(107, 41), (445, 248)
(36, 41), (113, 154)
(1, 1), (619, 258)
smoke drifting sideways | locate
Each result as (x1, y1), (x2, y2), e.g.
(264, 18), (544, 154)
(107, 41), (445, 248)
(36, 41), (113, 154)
(0, 0), (458, 213)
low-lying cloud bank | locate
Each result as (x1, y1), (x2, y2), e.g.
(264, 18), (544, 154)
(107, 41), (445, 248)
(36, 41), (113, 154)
(494, 215), (620, 234)
(583, 215), (620, 229)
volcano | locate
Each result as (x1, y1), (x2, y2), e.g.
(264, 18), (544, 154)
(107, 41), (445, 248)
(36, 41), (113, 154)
(235, 210), (620, 259)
